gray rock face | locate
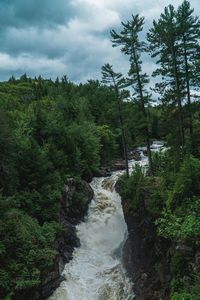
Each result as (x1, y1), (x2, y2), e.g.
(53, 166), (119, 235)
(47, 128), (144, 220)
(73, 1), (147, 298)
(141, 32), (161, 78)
(119, 185), (171, 300)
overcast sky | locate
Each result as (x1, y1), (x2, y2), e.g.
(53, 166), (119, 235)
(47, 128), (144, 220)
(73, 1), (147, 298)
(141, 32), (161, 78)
(0, 0), (199, 86)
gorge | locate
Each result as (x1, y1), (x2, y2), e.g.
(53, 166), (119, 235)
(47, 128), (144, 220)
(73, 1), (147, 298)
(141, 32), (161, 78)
(48, 142), (164, 300)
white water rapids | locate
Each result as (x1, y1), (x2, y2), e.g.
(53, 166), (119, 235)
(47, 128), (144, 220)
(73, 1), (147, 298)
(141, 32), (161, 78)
(49, 141), (164, 300)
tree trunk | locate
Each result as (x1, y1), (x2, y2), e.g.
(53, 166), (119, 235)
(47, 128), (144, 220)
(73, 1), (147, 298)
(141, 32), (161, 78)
(121, 124), (129, 178)
(113, 79), (129, 178)
(146, 131), (153, 177)
(117, 98), (129, 178)
(133, 51), (153, 176)
(170, 44), (185, 147)
(183, 36), (193, 136)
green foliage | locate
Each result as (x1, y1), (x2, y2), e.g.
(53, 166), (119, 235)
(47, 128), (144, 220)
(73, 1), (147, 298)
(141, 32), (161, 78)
(97, 125), (118, 165)
(170, 291), (192, 300)
(170, 272), (200, 300)
(0, 204), (58, 298)
(118, 165), (148, 212)
(167, 155), (200, 211)
(65, 122), (101, 178)
(2, 292), (15, 300)
(156, 196), (200, 244)
(150, 152), (200, 298)
(71, 178), (91, 208)
(148, 183), (165, 216)
(151, 150), (167, 176)
(170, 253), (189, 275)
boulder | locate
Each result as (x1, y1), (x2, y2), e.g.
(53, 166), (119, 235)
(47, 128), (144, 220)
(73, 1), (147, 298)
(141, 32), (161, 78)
(128, 150), (141, 161)
(62, 178), (94, 221)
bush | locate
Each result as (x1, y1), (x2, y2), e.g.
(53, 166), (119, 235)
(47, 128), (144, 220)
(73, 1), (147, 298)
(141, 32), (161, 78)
(156, 198), (200, 244)
(167, 155), (200, 211)
(118, 164), (149, 212)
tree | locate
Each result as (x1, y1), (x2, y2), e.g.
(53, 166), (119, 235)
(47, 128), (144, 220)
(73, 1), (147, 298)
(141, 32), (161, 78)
(101, 63), (129, 177)
(147, 5), (185, 147)
(177, 0), (200, 136)
(111, 14), (153, 176)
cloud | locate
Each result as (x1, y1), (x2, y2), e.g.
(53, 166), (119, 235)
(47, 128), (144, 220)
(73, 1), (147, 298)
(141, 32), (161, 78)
(0, 0), (199, 84)
(0, 0), (76, 31)
(0, 52), (66, 79)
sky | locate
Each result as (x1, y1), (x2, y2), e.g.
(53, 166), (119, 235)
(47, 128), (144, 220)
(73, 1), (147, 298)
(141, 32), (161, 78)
(0, 0), (199, 86)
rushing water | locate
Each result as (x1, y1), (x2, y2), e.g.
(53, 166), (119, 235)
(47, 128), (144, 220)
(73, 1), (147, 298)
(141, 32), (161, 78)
(49, 141), (164, 300)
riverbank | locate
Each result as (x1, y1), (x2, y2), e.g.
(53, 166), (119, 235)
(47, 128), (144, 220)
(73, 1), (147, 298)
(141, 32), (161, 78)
(118, 143), (200, 299)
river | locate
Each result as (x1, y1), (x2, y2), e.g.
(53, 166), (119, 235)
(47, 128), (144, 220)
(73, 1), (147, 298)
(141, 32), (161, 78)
(49, 141), (164, 300)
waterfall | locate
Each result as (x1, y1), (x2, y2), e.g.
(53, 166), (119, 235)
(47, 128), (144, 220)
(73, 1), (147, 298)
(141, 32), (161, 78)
(49, 141), (164, 300)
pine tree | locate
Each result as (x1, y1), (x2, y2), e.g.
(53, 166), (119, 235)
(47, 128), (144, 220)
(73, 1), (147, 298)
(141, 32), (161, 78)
(147, 5), (185, 147)
(177, 0), (200, 136)
(101, 63), (129, 177)
(111, 14), (153, 176)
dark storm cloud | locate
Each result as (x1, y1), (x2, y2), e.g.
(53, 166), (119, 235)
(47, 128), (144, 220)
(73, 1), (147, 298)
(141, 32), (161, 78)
(0, 0), (76, 30)
(0, 26), (67, 58)
(0, 0), (80, 64)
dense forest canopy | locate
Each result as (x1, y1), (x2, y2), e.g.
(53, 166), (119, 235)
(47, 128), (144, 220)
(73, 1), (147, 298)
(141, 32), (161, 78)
(0, 1), (200, 299)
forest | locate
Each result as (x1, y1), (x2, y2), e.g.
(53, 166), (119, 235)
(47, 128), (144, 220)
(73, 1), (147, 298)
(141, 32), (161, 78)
(0, 0), (200, 299)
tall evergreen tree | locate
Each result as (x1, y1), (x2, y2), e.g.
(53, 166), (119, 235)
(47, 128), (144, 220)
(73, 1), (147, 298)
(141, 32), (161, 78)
(111, 14), (153, 176)
(177, 0), (200, 136)
(147, 5), (185, 147)
(101, 63), (129, 178)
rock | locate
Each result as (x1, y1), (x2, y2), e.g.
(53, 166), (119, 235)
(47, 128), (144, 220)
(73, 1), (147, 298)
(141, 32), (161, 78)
(62, 178), (94, 221)
(138, 273), (148, 288)
(94, 151), (143, 179)
(109, 161), (126, 171)
(93, 168), (111, 177)
(143, 150), (148, 156)
(62, 179), (76, 213)
(128, 150), (141, 161)
(119, 183), (171, 300)
(94, 160), (126, 178)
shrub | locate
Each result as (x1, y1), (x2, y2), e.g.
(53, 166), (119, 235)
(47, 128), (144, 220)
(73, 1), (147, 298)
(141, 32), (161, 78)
(118, 164), (149, 212)
(167, 155), (200, 211)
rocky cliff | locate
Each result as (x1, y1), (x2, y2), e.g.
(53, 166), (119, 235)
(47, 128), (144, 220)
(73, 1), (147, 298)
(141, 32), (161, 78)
(116, 183), (171, 300)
